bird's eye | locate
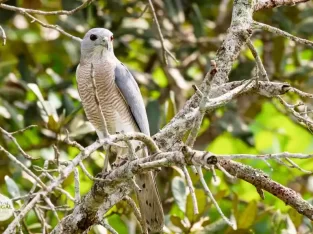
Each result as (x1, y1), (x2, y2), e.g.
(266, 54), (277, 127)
(90, 34), (97, 41)
(110, 35), (114, 41)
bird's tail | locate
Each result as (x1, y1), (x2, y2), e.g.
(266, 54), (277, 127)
(135, 170), (164, 233)
(115, 142), (164, 232)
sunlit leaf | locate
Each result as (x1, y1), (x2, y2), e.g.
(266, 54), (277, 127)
(107, 214), (128, 234)
(172, 176), (187, 213)
(165, 91), (177, 124)
(288, 208), (302, 228)
(186, 189), (207, 222)
(5, 175), (20, 198)
(237, 200), (257, 229)
(170, 216), (187, 231)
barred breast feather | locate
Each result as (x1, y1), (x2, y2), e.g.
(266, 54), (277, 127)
(76, 56), (138, 135)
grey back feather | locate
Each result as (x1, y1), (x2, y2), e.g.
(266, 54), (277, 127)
(114, 62), (150, 135)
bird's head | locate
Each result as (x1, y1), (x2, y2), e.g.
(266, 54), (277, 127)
(81, 28), (114, 58)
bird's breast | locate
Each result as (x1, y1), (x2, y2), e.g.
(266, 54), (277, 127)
(77, 58), (138, 135)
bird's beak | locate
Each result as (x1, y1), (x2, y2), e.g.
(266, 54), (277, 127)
(100, 37), (109, 50)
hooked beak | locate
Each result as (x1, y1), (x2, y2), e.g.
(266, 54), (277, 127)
(100, 37), (109, 50)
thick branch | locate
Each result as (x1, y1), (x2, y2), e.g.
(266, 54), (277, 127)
(52, 148), (313, 233)
(219, 159), (313, 219)
(154, 0), (254, 150)
(254, 0), (310, 11)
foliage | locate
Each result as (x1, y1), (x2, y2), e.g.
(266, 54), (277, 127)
(0, 0), (313, 233)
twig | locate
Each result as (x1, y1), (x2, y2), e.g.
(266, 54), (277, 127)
(136, 4), (148, 18)
(290, 87), (313, 99)
(215, 152), (313, 160)
(37, 204), (71, 212)
(12, 193), (39, 202)
(40, 167), (75, 201)
(0, 25), (6, 45)
(256, 187), (265, 200)
(0, 0), (94, 16)
(33, 165), (59, 173)
(0, 146), (47, 189)
(182, 166), (198, 214)
(138, 158), (170, 169)
(11, 125), (38, 135)
(131, 178), (142, 192)
(147, 0), (177, 64)
(277, 96), (313, 131)
(74, 168), (81, 205)
(64, 129), (84, 151)
(100, 221), (118, 234)
(196, 167), (237, 229)
(123, 133), (137, 160)
(216, 163), (236, 180)
(253, 21), (313, 48)
(0, 127), (37, 160)
(216, 0), (231, 26)
(187, 60), (217, 148)
(34, 207), (49, 234)
(79, 162), (108, 182)
(42, 195), (60, 222)
(124, 196), (147, 234)
(19, 10), (81, 42)
(203, 79), (257, 111)
(285, 158), (311, 174)
(210, 165), (218, 183)
(246, 39), (269, 81)
(185, 112), (203, 147)
(115, 132), (160, 153)
(12, 211), (23, 234)
(261, 158), (273, 171)
(53, 145), (60, 168)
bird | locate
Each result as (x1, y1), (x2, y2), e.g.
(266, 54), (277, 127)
(76, 28), (164, 233)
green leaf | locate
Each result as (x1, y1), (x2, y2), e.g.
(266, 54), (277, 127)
(152, 67), (168, 88)
(146, 100), (161, 135)
(5, 175), (20, 198)
(3, 100), (23, 129)
(232, 193), (239, 221)
(190, 3), (204, 37)
(237, 200), (257, 229)
(165, 91), (177, 124)
(170, 216), (187, 231)
(171, 176), (187, 213)
(186, 189), (207, 222)
(47, 115), (60, 132)
(28, 83), (59, 123)
(169, 203), (185, 219)
(273, 37), (285, 73)
(107, 214), (128, 234)
(288, 208), (302, 228)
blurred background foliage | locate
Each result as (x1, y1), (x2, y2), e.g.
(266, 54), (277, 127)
(0, 0), (313, 233)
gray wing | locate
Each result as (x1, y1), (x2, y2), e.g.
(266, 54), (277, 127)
(114, 62), (150, 135)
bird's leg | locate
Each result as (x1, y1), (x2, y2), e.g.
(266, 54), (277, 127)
(103, 150), (109, 172)
(102, 145), (115, 173)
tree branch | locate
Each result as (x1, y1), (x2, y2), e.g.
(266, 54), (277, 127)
(254, 0), (310, 11)
(219, 159), (313, 219)
(0, 0), (95, 16)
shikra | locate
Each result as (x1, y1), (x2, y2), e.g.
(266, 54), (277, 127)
(76, 28), (164, 233)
